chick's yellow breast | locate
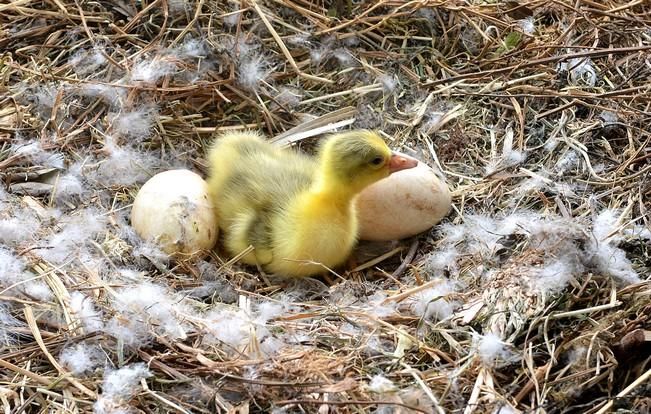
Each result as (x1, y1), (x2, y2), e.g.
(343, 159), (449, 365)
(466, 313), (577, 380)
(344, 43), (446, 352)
(267, 195), (358, 277)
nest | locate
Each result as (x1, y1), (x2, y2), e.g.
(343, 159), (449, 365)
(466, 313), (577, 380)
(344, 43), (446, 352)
(1, 0), (650, 413)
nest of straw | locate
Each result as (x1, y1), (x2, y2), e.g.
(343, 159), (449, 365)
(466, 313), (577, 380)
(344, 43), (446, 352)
(1, 0), (650, 413)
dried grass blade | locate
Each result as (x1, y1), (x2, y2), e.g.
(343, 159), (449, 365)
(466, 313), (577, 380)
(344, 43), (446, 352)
(23, 306), (96, 398)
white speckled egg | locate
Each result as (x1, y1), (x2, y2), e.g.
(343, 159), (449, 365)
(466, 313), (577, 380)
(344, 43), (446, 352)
(131, 169), (218, 258)
(356, 154), (451, 241)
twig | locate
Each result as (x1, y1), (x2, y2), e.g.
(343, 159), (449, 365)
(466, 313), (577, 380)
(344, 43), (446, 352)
(594, 368), (651, 414)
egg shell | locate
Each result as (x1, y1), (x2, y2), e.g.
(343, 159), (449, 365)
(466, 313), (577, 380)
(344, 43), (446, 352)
(356, 155), (451, 241)
(131, 169), (218, 257)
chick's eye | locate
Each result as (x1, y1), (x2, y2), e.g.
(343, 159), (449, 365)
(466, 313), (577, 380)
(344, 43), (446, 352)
(370, 156), (384, 166)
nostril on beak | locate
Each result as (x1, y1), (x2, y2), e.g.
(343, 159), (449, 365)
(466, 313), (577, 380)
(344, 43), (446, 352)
(388, 153), (418, 173)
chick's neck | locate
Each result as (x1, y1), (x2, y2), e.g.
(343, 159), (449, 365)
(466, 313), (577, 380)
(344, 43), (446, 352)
(310, 170), (359, 209)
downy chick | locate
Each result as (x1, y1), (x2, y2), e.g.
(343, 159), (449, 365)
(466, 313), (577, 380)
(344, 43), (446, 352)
(206, 130), (417, 277)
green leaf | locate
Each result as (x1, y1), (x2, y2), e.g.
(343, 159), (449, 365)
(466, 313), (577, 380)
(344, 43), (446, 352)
(494, 31), (522, 56)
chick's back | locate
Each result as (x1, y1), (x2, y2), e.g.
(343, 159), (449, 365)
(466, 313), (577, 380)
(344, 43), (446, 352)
(206, 132), (316, 262)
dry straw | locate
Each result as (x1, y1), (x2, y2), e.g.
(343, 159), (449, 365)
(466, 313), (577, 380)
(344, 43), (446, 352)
(1, 0), (650, 413)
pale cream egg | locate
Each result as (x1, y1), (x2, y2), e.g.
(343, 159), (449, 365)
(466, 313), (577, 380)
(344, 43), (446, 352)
(131, 169), (218, 257)
(356, 154), (451, 241)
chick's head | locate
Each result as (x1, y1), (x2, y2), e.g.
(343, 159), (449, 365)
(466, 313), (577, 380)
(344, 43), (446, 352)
(318, 130), (417, 194)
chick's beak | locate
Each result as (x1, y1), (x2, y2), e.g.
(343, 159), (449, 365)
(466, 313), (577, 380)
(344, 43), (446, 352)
(388, 152), (418, 173)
